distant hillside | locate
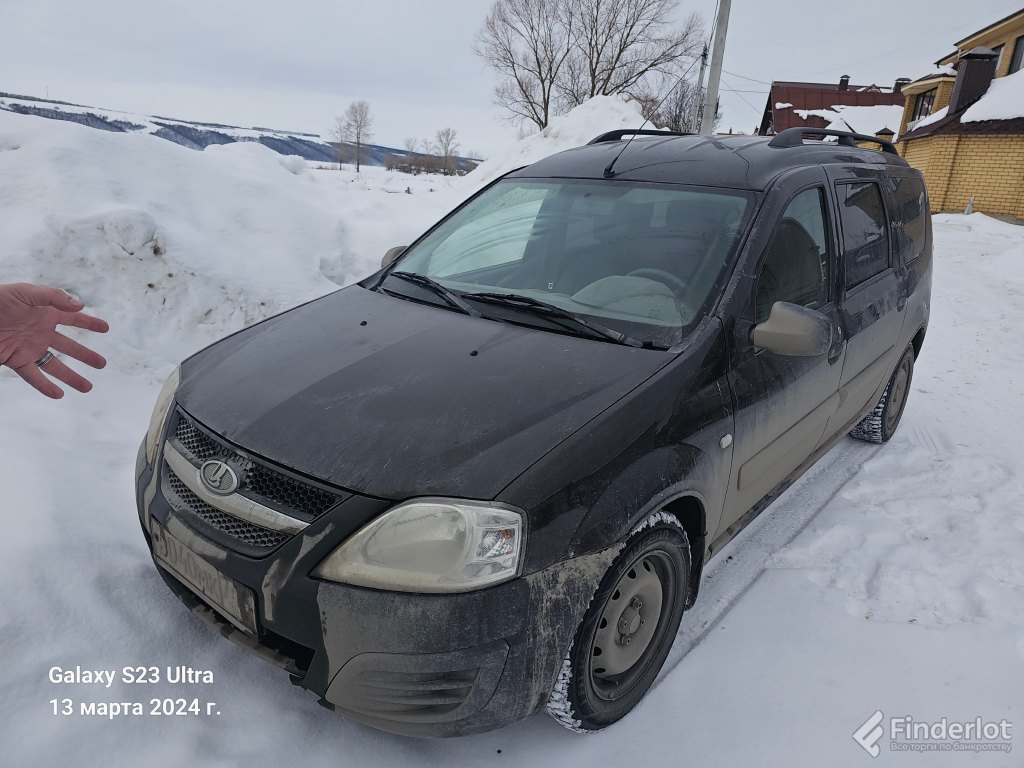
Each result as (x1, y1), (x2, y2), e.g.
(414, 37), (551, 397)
(0, 92), (479, 172)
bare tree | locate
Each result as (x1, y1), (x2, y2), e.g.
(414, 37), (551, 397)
(403, 137), (419, 152)
(558, 1), (704, 108)
(336, 100), (373, 172)
(476, 0), (704, 129)
(476, 0), (576, 130)
(434, 127), (461, 174)
(636, 77), (717, 133)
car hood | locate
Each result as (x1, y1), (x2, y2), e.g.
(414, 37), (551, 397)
(176, 285), (670, 500)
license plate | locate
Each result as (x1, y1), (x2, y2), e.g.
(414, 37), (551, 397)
(151, 521), (258, 636)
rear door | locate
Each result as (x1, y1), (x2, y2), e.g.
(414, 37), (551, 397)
(823, 171), (908, 436)
(722, 168), (845, 532)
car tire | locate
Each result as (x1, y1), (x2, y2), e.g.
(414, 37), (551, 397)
(850, 345), (915, 443)
(546, 511), (690, 733)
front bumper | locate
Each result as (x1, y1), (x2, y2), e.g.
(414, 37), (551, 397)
(135, 439), (615, 737)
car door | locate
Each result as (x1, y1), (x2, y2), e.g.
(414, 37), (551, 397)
(822, 172), (908, 437)
(721, 169), (846, 533)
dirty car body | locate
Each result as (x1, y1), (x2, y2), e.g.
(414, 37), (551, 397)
(136, 127), (931, 736)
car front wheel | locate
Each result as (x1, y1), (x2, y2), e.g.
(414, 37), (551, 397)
(546, 511), (690, 732)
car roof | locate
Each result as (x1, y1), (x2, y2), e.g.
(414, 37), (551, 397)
(506, 132), (912, 192)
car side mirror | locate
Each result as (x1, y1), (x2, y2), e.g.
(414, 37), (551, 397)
(381, 245), (407, 268)
(751, 302), (832, 356)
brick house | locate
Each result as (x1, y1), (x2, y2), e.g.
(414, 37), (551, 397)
(897, 8), (1024, 218)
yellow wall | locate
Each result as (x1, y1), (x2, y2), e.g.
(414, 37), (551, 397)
(902, 133), (1024, 218)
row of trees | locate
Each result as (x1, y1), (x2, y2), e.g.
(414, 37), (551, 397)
(476, 0), (706, 130)
(331, 102), (469, 175)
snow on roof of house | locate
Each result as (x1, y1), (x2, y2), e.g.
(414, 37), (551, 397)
(913, 106), (949, 131)
(962, 69), (1024, 122)
(775, 102), (793, 109)
(793, 104), (905, 136)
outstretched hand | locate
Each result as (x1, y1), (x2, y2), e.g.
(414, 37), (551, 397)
(0, 283), (109, 398)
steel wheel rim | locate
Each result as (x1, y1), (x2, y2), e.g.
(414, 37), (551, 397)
(588, 549), (677, 700)
(886, 357), (912, 433)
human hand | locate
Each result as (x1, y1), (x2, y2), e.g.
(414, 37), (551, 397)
(0, 283), (109, 398)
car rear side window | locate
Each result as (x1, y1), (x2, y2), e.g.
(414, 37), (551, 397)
(755, 187), (831, 323)
(836, 181), (889, 288)
(887, 175), (927, 264)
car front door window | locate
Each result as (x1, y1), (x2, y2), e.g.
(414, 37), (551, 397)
(754, 187), (831, 323)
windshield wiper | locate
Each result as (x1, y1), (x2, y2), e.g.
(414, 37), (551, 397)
(463, 292), (643, 347)
(385, 272), (481, 318)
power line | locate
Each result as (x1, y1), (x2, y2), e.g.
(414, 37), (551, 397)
(720, 75), (764, 118)
(722, 69), (771, 85)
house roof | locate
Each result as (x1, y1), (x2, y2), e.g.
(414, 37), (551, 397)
(900, 73), (1024, 142)
(760, 81), (905, 134)
(936, 7), (1024, 66)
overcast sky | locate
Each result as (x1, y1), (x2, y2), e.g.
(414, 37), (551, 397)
(1, 0), (1018, 155)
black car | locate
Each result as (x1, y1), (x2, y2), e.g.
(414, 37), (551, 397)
(135, 126), (931, 736)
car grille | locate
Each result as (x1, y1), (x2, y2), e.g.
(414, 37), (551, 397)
(161, 409), (346, 554)
(165, 472), (291, 550)
(173, 415), (341, 520)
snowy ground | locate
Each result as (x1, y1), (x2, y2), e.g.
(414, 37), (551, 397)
(1, 102), (1023, 767)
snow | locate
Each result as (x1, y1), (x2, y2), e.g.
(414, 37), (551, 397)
(911, 105), (949, 131)
(0, 94), (322, 142)
(962, 68), (1024, 122)
(775, 102), (793, 109)
(2, 97), (1024, 766)
(794, 104), (904, 136)
(465, 96), (650, 189)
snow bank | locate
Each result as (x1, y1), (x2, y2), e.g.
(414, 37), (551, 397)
(962, 68), (1024, 122)
(0, 110), (382, 372)
(465, 96), (650, 189)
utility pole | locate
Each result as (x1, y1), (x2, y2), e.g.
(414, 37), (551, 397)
(690, 45), (708, 133)
(700, 0), (732, 136)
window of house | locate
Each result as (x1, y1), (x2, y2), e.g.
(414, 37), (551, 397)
(911, 88), (937, 122)
(755, 188), (831, 323)
(1009, 35), (1024, 74)
(837, 182), (890, 288)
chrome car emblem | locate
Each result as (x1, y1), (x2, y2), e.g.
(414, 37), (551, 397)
(199, 460), (240, 496)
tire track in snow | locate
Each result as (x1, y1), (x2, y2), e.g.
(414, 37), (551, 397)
(655, 438), (885, 685)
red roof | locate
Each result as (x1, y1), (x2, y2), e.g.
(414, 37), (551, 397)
(761, 83), (905, 134)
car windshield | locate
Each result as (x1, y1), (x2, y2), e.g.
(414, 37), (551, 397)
(387, 178), (753, 348)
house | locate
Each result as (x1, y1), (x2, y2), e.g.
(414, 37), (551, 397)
(897, 7), (1024, 219)
(757, 76), (907, 138)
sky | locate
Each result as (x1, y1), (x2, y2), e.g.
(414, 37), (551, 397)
(1, 0), (1019, 155)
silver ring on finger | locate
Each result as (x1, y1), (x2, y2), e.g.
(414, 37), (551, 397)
(35, 351), (56, 368)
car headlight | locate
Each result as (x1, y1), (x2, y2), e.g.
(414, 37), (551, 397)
(145, 366), (180, 466)
(313, 498), (524, 593)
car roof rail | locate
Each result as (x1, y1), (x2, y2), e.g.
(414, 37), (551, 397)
(587, 129), (691, 145)
(768, 127), (899, 155)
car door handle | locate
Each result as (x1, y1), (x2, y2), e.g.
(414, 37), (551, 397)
(896, 295), (907, 310)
